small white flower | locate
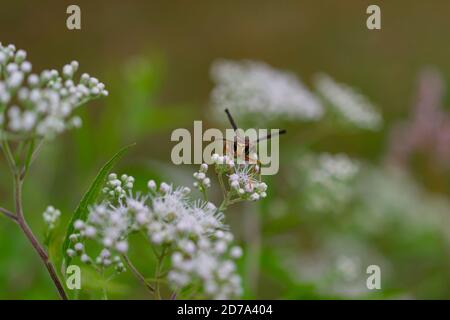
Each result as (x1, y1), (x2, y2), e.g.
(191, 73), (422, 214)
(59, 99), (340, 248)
(42, 205), (61, 229)
(230, 246), (243, 259)
(115, 241), (128, 253)
(66, 249), (76, 257)
(103, 237), (113, 247)
(211, 154), (219, 162)
(160, 182), (171, 193)
(230, 180), (239, 189)
(151, 233), (164, 244)
(147, 179), (157, 191)
(196, 172), (206, 180)
(81, 254), (90, 264)
(250, 193), (260, 201)
(84, 226), (97, 238)
(215, 241), (227, 254)
(193, 165), (211, 190)
(74, 219), (84, 230)
(100, 249), (111, 259)
(74, 243), (84, 252)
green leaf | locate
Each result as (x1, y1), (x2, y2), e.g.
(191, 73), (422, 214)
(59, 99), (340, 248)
(61, 144), (135, 269)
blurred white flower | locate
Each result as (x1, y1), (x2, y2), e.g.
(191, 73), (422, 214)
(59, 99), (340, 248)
(42, 205), (61, 230)
(335, 255), (361, 281)
(312, 153), (360, 183)
(0, 42), (108, 139)
(210, 59), (323, 122)
(314, 73), (382, 130)
(169, 232), (242, 299)
(296, 153), (360, 213)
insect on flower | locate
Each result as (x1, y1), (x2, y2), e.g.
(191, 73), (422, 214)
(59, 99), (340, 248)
(223, 108), (286, 171)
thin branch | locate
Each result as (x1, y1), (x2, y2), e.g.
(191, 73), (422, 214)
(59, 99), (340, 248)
(0, 207), (17, 222)
(154, 245), (168, 300)
(122, 254), (155, 294)
(13, 174), (68, 300)
(243, 202), (262, 294)
(170, 290), (179, 300)
(217, 173), (227, 199)
(2, 133), (67, 299)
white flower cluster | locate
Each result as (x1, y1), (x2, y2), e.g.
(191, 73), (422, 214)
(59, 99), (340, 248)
(137, 183), (205, 244)
(193, 163), (211, 190)
(211, 153), (237, 170)
(210, 59), (323, 122)
(102, 173), (134, 200)
(211, 153), (267, 202)
(228, 166), (267, 201)
(0, 42), (108, 139)
(69, 174), (243, 299)
(66, 204), (129, 272)
(311, 153), (360, 183)
(42, 205), (61, 230)
(139, 181), (242, 298)
(169, 229), (243, 299)
(314, 73), (382, 131)
(299, 153), (360, 213)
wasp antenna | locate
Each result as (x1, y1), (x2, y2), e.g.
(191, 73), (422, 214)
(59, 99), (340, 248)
(256, 129), (287, 143)
(225, 109), (238, 131)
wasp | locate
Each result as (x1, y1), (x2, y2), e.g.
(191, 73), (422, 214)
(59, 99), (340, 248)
(222, 109), (286, 172)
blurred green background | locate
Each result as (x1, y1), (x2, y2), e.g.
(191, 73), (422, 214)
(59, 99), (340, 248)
(1, 0), (450, 299)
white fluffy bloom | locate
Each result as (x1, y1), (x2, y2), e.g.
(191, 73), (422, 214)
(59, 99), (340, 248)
(88, 204), (130, 250)
(67, 202), (130, 272)
(314, 73), (382, 130)
(0, 43), (107, 139)
(143, 183), (242, 298)
(42, 205), (61, 230)
(68, 173), (243, 298)
(148, 186), (241, 299)
(211, 59), (323, 122)
(169, 231), (242, 299)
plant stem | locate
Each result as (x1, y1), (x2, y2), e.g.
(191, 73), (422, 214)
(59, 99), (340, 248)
(217, 173), (227, 199)
(200, 186), (208, 202)
(170, 290), (179, 300)
(101, 270), (108, 300)
(122, 254), (155, 294)
(218, 192), (231, 212)
(243, 203), (261, 295)
(154, 245), (168, 300)
(0, 207), (17, 222)
(13, 173), (68, 300)
(2, 135), (67, 299)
